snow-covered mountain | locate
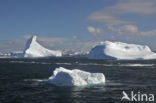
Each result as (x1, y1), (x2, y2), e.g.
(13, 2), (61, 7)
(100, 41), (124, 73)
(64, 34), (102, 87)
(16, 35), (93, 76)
(88, 41), (156, 60)
(23, 36), (62, 58)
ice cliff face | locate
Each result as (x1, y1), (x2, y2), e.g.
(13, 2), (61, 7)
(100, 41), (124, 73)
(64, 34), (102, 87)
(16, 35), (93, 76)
(88, 41), (156, 60)
(23, 36), (62, 58)
(48, 67), (105, 86)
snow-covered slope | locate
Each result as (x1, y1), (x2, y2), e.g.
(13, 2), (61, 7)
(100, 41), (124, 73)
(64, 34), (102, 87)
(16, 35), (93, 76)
(88, 41), (156, 60)
(48, 67), (105, 86)
(23, 36), (62, 57)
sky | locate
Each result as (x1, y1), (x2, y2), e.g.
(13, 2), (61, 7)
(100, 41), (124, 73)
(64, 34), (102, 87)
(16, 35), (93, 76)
(0, 0), (156, 52)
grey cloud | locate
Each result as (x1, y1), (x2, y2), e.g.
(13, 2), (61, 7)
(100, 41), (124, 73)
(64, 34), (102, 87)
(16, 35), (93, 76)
(109, 25), (138, 35)
(88, 13), (131, 26)
(139, 29), (156, 37)
(86, 26), (104, 35)
(108, 25), (156, 37)
(105, 0), (156, 15)
(88, 0), (156, 26)
(0, 40), (26, 53)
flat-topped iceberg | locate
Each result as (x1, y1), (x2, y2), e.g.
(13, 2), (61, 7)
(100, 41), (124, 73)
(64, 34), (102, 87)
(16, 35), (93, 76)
(48, 67), (105, 86)
(88, 41), (156, 60)
(23, 36), (62, 58)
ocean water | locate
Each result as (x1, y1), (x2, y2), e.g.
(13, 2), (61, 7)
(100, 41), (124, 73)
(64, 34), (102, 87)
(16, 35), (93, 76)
(0, 57), (156, 103)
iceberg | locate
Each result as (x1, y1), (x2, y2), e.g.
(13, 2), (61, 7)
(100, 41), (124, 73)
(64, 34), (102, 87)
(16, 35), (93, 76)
(23, 36), (62, 58)
(63, 50), (89, 57)
(88, 41), (156, 60)
(48, 67), (105, 86)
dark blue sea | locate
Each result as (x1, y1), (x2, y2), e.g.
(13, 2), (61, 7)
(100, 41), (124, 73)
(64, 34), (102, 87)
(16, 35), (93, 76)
(0, 57), (156, 103)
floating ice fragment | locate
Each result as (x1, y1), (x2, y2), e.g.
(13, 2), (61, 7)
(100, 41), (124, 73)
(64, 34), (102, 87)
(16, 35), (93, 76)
(48, 67), (105, 86)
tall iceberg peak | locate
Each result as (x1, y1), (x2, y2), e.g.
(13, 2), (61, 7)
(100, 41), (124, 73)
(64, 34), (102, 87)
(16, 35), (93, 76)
(88, 41), (156, 60)
(23, 35), (62, 58)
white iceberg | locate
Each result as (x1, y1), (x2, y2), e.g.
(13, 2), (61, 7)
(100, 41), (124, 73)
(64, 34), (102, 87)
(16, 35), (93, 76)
(48, 67), (105, 86)
(23, 36), (62, 58)
(88, 41), (156, 60)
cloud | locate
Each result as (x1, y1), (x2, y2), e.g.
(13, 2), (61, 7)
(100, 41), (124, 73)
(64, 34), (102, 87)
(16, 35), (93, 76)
(87, 0), (156, 39)
(109, 25), (156, 37)
(0, 36), (69, 53)
(86, 26), (104, 35)
(24, 35), (32, 39)
(110, 25), (138, 35)
(36, 37), (68, 50)
(88, 13), (131, 26)
(118, 25), (138, 35)
(107, 36), (116, 41)
(88, 0), (156, 26)
(0, 40), (26, 53)
(139, 29), (156, 37)
(72, 35), (78, 39)
(37, 36), (99, 52)
(0, 36), (97, 53)
(106, 0), (156, 15)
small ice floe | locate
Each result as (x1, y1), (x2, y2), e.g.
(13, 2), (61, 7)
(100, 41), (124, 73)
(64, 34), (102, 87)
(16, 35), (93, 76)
(48, 67), (105, 86)
(10, 60), (52, 64)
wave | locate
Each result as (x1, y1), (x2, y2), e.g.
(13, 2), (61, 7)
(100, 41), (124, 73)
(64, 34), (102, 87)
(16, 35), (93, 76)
(55, 63), (72, 65)
(78, 63), (154, 67)
(119, 64), (154, 67)
(9, 61), (154, 67)
(23, 79), (47, 82)
(9, 61), (52, 64)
